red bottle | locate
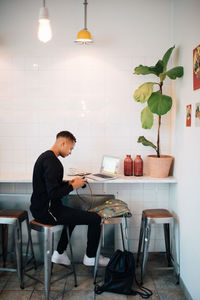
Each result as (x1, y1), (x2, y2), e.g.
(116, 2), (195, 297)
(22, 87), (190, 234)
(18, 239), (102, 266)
(124, 155), (133, 176)
(134, 155), (143, 176)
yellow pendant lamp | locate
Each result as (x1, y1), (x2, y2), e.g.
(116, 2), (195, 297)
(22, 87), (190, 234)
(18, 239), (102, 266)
(75, 0), (93, 44)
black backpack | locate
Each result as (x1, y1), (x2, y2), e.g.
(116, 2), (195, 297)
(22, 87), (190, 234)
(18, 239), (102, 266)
(95, 249), (153, 298)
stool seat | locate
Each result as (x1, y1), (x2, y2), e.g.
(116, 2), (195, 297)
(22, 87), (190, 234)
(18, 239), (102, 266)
(143, 209), (173, 218)
(30, 219), (62, 231)
(30, 220), (54, 227)
(0, 209), (27, 220)
(103, 216), (124, 224)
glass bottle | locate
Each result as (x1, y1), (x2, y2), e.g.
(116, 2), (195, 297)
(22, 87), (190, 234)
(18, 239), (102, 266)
(134, 155), (143, 176)
(124, 155), (133, 176)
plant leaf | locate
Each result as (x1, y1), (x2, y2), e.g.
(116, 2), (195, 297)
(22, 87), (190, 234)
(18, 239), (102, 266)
(162, 45), (175, 71)
(141, 106), (154, 129)
(134, 82), (154, 103)
(134, 65), (156, 75)
(149, 60), (164, 76)
(165, 66), (184, 79)
(134, 60), (164, 77)
(148, 92), (172, 115)
(137, 136), (157, 150)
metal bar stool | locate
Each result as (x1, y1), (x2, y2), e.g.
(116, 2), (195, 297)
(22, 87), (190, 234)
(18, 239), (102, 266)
(137, 209), (177, 284)
(29, 220), (77, 300)
(0, 209), (36, 289)
(94, 215), (128, 284)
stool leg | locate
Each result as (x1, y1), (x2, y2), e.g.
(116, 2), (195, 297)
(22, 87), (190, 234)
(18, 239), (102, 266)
(66, 226), (77, 287)
(120, 223), (125, 251)
(164, 223), (171, 266)
(123, 216), (129, 251)
(2, 224), (8, 267)
(15, 220), (24, 289)
(50, 232), (54, 276)
(141, 218), (151, 284)
(170, 219), (180, 283)
(137, 213), (145, 266)
(44, 228), (52, 300)
(94, 223), (103, 284)
(25, 217), (37, 270)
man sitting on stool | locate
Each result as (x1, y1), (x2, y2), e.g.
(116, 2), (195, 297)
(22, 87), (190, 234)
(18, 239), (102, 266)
(30, 130), (109, 267)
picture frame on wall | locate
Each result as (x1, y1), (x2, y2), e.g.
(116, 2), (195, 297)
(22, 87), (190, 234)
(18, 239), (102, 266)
(193, 45), (200, 90)
(195, 103), (200, 127)
(186, 104), (192, 127)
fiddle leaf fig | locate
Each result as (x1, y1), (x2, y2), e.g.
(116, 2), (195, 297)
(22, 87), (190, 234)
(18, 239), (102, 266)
(162, 45), (175, 71)
(134, 82), (155, 103)
(165, 66), (184, 79)
(133, 46), (184, 157)
(148, 92), (172, 115)
(141, 106), (154, 129)
(137, 136), (157, 150)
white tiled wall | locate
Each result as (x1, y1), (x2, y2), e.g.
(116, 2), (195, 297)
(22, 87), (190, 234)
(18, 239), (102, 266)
(0, 0), (173, 178)
(0, 52), (173, 178)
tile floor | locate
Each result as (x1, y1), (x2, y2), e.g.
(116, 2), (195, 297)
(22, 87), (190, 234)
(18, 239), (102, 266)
(0, 253), (187, 300)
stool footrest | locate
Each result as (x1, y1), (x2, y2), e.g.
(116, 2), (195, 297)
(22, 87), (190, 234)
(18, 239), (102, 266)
(25, 268), (74, 286)
(152, 266), (174, 271)
(0, 267), (17, 272)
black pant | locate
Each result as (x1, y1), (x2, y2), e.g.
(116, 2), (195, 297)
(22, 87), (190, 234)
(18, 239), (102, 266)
(36, 205), (101, 258)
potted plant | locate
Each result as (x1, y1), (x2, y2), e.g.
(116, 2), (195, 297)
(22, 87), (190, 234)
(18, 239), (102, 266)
(133, 46), (184, 177)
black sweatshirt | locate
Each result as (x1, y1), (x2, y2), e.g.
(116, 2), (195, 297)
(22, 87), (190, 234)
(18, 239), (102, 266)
(30, 150), (73, 220)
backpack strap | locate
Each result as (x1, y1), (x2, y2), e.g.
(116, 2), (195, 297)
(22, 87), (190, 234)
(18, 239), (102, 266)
(95, 283), (152, 298)
(94, 284), (105, 294)
(133, 279), (153, 298)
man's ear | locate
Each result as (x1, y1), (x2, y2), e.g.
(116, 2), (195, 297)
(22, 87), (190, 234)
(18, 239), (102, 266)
(61, 141), (65, 147)
(59, 137), (66, 147)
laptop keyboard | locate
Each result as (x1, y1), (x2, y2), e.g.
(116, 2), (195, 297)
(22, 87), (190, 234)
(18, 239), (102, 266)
(93, 173), (113, 179)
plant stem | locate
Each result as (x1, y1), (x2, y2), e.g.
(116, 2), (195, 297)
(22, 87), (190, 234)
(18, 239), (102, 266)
(157, 115), (161, 157)
(157, 82), (163, 157)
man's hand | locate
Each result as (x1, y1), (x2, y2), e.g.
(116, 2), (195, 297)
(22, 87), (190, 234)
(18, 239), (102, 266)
(69, 176), (87, 190)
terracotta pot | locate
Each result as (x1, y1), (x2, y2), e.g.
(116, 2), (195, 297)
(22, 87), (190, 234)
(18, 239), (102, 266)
(147, 155), (173, 178)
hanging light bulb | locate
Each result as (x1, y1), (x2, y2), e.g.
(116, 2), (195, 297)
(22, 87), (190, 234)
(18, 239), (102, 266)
(75, 0), (93, 44)
(38, 0), (52, 43)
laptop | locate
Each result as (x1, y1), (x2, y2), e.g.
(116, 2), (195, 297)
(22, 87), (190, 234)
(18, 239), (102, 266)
(86, 155), (120, 181)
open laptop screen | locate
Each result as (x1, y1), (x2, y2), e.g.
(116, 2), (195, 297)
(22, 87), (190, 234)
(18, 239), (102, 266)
(101, 156), (120, 175)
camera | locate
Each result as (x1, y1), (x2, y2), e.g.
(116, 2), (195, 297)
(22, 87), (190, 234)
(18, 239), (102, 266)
(81, 176), (87, 189)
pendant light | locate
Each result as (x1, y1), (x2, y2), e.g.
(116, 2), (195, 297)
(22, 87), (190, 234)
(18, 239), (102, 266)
(75, 0), (93, 44)
(38, 0), (52, 43)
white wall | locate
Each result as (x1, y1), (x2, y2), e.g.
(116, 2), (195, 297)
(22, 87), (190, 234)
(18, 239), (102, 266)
(0, 0), (173, 178)
(170, 0), (200, 299)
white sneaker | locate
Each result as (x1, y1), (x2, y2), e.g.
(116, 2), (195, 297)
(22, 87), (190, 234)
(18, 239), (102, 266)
(83, 254), (110, 267)
(51, 250), (71, 266)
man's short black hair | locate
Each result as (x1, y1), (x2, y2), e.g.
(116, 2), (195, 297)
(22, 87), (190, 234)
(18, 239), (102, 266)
(56, 131), (76, 142)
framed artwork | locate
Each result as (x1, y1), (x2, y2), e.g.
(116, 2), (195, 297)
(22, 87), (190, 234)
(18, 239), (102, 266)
(186, 105), (192, 127)
(193, 45), (200, 90)
(195, 102), (200, 127)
